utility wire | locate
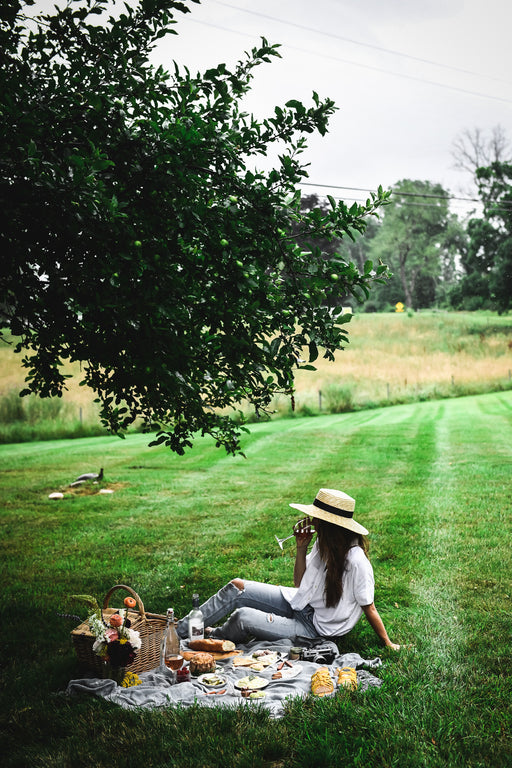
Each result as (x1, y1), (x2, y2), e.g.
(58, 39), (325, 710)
(187, 18), (512, 106)
(301, 192), (512, 215)
(212, 0), (512, 87)
(301, 182), (512, 209)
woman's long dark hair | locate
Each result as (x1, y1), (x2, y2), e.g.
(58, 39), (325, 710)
(315, 519), (369, 608)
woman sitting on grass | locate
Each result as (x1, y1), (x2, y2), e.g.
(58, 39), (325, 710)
(177, 488), (400, 650)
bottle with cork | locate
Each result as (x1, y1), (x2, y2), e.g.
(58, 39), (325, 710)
(161, 608), (183, 670)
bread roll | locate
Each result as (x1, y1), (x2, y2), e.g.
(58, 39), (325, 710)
(188, 638), (235, 652)
(188, 652), (216, 675)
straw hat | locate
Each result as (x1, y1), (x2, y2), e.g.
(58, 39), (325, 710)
(290, 488), (368, 535)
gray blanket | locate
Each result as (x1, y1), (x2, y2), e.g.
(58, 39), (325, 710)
(66, 639), (383, 718)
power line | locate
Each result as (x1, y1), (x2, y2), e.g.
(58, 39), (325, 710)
(301, 192), (512, 215)
(301, 182), (512, 208)
(187, 18), (512, 106)
(303, 182), (480, 203)
(212, 0), (512, 87)
(300, 181), (512, 214)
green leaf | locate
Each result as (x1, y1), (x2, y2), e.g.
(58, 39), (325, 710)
(308, 341), (318, 363)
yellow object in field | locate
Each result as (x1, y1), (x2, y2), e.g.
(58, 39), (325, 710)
(311, 667), (334, 697)
(337, 666), (358, 690)
(395, 302), (405, 313)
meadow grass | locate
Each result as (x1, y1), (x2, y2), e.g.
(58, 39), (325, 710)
(1, 311), (511, 441)
(288, 311), (512, 414)
(1, 391), (511, 767)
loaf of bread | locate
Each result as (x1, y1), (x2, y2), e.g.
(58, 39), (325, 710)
(188, 638), (236, 653)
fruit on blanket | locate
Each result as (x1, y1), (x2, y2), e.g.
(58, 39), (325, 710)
(188, 652), (216, 676)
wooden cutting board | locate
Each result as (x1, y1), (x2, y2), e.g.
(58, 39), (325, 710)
(182, 649), (243, 661)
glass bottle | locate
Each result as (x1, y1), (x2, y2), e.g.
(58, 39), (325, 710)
(161, 608), (182, 670)
(188, 593), (204, 641)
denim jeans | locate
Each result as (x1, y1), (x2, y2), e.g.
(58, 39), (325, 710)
(176, 580), (319, 644)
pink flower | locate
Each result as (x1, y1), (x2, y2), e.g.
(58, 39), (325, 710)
(105, 628), (119, 642)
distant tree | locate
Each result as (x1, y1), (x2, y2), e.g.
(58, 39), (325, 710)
(0, 0), (390, 454)
(458, 162), (512, 313)
(449, 127), (512, 311)
(367, 180), (458, 310)
(452, 126), (511, 180)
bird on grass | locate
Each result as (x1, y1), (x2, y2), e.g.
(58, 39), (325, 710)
(69, 468), (104, 487)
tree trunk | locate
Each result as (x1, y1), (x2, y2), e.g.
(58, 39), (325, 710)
(398, 245), (413, 308)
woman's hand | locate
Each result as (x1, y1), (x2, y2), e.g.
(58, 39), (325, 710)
(294, 516), (315, 549)
(362, 603), (400, 650)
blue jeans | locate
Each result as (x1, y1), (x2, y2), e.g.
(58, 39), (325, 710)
(176, 580), (319, 644)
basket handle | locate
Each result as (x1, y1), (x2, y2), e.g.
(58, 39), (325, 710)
(102, 584), (146, 620)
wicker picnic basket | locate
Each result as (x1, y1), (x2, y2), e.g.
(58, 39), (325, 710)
(71, 584), (167, 677)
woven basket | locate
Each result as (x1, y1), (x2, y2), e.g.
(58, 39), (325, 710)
(71, 584), (167, 677)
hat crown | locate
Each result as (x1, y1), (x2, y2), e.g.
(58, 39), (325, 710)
(316, 489), (355, 513)
(289, 488), (368, 535)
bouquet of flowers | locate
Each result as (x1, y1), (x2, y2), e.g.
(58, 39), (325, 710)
(72, 594), (142, 668)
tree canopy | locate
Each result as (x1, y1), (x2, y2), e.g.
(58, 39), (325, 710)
(459, 162), (512, 313)
(0, 0), (390, 454)
(367, 179), (463, 310)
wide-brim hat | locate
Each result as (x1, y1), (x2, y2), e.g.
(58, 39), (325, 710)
(289, 488), (368, 536)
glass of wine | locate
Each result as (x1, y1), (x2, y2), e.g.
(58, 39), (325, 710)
(165, 653), (184, 671)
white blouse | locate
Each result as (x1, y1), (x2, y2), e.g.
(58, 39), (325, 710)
(281, 541), (375, 637)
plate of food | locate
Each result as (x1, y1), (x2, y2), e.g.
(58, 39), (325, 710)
(252, 649), (280, 662)
(271, 663), (303, 681)
(197, 673), (227, 688)
(234, 674), (269, 690)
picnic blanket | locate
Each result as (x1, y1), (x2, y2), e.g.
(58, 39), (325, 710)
(66, 638), (383, 718)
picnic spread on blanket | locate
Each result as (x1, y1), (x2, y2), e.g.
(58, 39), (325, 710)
(66, 585), (384, 718)
(67, 638), (383, 718)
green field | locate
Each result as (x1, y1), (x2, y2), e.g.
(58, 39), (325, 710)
(1, 390), (511, 767)
(1, 311), (512, 442)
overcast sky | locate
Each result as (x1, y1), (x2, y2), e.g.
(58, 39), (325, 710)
(150, 0), (512, 217)
(31, 0), (512, 217)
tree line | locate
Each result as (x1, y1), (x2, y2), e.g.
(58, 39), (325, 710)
(316, 127), (512, 314)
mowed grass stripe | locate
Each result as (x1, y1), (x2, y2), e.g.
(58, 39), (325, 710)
(2, 392), (512, 768)
(381, 395), (512, 764)
(319, 394), (512, 765)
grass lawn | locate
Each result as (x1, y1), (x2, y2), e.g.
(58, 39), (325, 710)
(1, 390), (512, 767)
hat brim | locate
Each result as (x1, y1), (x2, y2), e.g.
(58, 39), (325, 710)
(289, 503), (369, 536)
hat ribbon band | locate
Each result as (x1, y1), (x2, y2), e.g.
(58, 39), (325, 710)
(313, 498), (353, 519)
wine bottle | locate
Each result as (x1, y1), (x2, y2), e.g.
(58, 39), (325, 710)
(161, 608), (182, 670)
(188, 593), (204, 641)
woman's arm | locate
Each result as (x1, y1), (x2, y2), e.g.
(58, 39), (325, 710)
(293, 518), (314, 587)
(293, 543), (308, 587)
(362, 602), (400, 650)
